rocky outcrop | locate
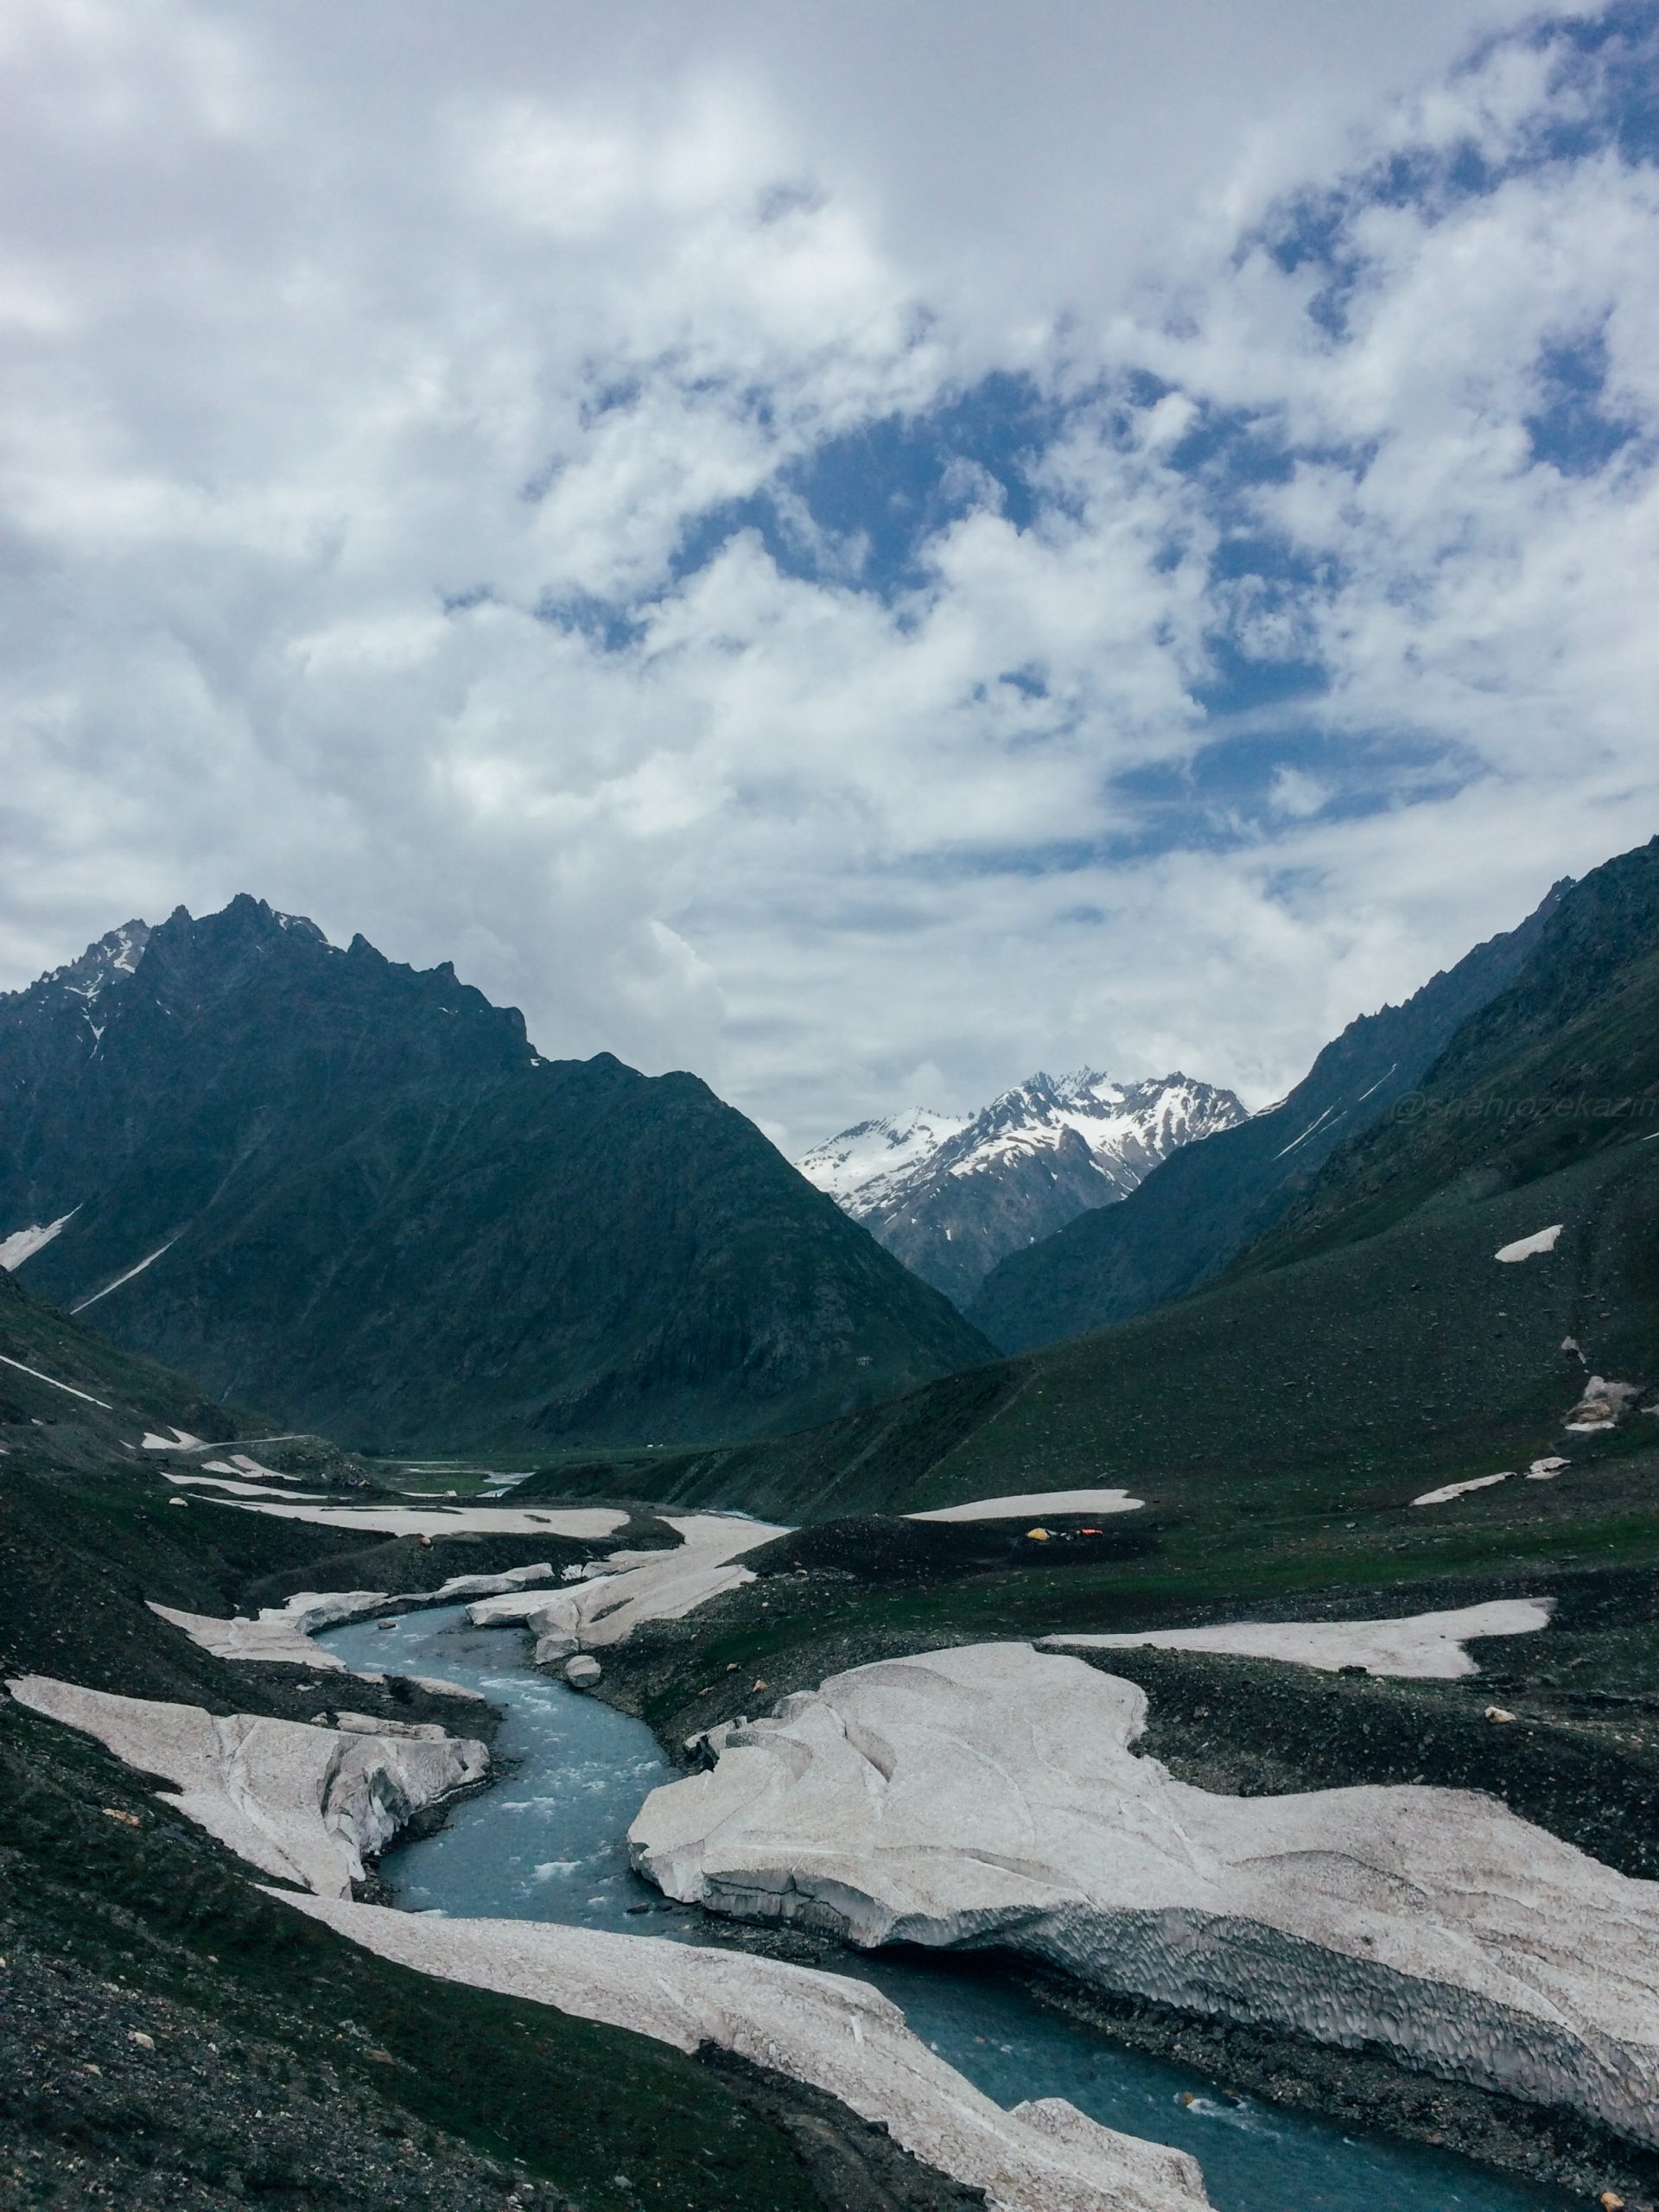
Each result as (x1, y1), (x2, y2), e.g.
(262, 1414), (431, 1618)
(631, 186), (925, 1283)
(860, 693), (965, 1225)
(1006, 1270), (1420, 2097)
(1039, 1598), (1553, 1679)
(466, 1514), (786, 1662)
(6, 1675), (487, 1897)
(276, 1893), (1210, 2212)
(628, 1643), (1659, 2148)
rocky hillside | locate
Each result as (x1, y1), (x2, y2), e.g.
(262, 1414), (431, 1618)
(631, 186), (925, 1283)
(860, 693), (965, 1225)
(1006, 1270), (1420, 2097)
(801, 1070), (1244, 1307)
(0, 897), (989, 1451)
(967, 883), (1562, 1351)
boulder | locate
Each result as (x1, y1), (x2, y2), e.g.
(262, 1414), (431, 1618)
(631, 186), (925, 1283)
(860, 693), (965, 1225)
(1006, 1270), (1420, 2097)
(564, 1655), (601, 1688)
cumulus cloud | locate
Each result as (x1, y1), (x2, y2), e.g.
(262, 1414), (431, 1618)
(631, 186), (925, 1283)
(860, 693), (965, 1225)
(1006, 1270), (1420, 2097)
(1, 0), (1654, 1149)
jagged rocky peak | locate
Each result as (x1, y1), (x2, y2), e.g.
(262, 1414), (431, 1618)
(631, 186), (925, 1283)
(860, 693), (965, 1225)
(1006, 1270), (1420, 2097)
(26, 918), (153, 1004)
(0, 894), (990, 1448)
(798, 1063), (1246, 1308)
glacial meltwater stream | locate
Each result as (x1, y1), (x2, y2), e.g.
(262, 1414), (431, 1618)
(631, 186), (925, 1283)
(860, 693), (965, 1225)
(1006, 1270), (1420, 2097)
(321, 1605), (1574, 2212)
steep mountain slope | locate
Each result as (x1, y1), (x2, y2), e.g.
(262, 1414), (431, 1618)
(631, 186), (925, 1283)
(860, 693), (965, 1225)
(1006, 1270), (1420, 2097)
(543, 836), (1659, 1535)
(0, 1253), (259, 1461)
(1239, 833), (1659, 1275)
(0, 897), (989, 1450)
(968, 886), (1561, 1351)
(801, 1070), (1244, 1306)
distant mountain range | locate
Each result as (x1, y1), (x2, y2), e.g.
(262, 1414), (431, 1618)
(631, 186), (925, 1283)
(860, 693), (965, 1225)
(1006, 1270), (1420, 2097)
(0, 896), (989, 1450)
(965, 887), (1564, 1351)
(799, 1070), (1246, 1306)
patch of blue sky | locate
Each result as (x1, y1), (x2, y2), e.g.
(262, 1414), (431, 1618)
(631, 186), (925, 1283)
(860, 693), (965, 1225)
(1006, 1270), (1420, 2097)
(1107, 728), (1478, 860)
(669, 370), (1063, 602)
(1191, 639), (1327, 719)
(1250, 5), (1659, 341)
(1525, 327), (1646, 478)
(532, 588), (646, 652)
(1523, 1), (1659, 168)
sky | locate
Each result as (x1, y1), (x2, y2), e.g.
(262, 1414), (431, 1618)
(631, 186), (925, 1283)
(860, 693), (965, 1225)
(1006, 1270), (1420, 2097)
(3, 0), (1657, 1149)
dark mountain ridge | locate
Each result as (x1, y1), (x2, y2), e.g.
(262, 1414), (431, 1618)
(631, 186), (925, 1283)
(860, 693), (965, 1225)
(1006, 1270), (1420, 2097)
(967, 878), (1564, 1351)
(0, 896), (989, 1449)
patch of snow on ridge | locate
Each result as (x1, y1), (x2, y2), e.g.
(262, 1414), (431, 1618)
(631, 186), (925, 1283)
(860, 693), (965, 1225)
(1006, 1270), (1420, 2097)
(71, 1237), (178, 1313)
(1496, 1224), (1563, 1262)
(1040, 1598), (1553, 1679)
(1412, 1471), (1510, 1507)
(0, 1210), (78, 1270)
(798, 1108), (971, 1204)
(0, 1352), (113, 1410)
(909, 1488), (1144, 1522)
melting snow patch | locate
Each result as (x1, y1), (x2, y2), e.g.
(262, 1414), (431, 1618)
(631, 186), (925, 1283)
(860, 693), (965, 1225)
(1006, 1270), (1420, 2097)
(1495, 1224), (1563, 1263)
(1564, 1377), (1642, 1432)
(1527, 1457), (1569, 1481)
(0, 1210), (78, 1271)
(1411, 1471), (1510, 1508)
(71, 1238), (178, 1313)
(0, 1353), (112, 1410)
(142, 1427), (206, 1451)
(1041, 1598), (1552, 1679)
(909, 1489), (1144, 1522)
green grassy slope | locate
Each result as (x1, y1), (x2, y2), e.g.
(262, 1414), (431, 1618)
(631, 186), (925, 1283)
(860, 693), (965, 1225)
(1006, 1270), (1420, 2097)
(1242, 832), (1659, 1272)
(547, 842), (1659, 1577)
(541, 1137), (1659, 1592)
(0, 1283), (976, 2212)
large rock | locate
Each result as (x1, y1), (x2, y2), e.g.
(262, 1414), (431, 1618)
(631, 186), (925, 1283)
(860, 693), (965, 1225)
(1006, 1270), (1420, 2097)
(628, 1643), (1659, 2147)
(7, 1675), (487, 1897)
(278, 1893), (1210, 2212)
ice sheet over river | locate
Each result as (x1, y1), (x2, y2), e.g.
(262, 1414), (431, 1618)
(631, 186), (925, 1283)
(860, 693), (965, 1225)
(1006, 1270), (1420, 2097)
(630, 1642), (1659, 2147)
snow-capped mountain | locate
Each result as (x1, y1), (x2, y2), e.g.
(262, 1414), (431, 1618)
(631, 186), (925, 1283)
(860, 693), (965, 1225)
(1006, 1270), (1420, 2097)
(798, 1108), (974, 1210)
(800, 1069), (1246, 1307)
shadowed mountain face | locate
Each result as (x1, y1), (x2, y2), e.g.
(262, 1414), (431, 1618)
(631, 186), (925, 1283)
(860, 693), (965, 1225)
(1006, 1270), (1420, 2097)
(966, 882), (1564, 1353)
(0, 897), (990, 1451)
(800, 1070), (1244, 1308)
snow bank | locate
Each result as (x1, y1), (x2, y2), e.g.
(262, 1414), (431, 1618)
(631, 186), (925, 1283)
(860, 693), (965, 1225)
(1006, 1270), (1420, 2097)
(276, 1894), (1210, 2212)
(6, 1675), (487, 1897)
(908, 1489), (1144, 1522)
(630, 1643), (1659, 2149)
(1040, 1598), (1552, 1679)
(1494, 1224), (1562, 1262)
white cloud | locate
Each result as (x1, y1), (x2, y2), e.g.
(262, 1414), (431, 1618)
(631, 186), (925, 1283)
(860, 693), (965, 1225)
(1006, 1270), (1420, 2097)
(1, 0), (1654, 1157)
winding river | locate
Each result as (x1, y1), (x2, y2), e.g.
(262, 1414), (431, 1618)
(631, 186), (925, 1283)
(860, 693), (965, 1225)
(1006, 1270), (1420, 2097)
(321, 1605), (1573, 2212)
